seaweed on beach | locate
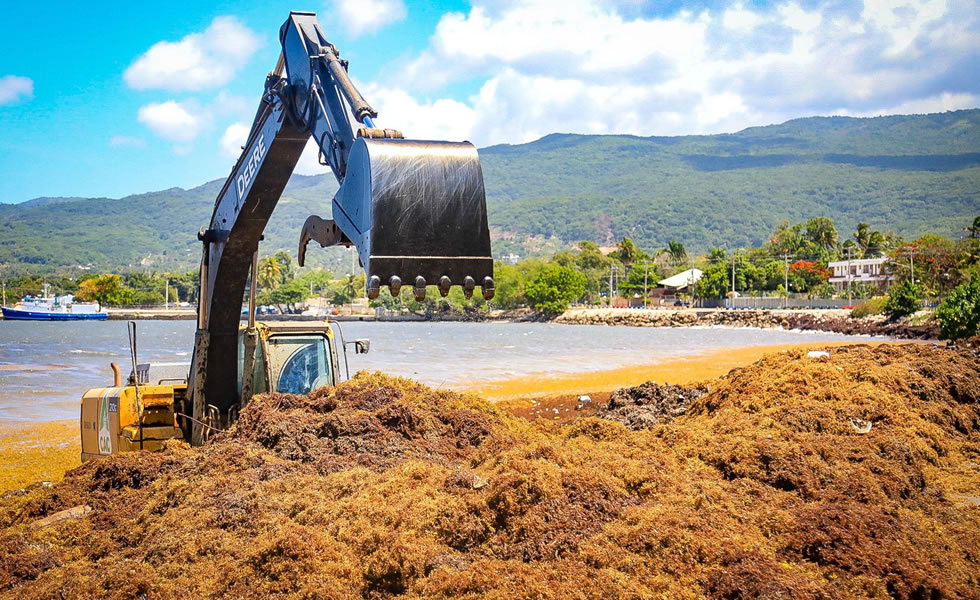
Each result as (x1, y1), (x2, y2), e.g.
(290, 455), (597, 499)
(596, 380), (708, 429)
(0, 344), (978, 599)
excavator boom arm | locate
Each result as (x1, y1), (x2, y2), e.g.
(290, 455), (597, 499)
(188, 11), (493, 442)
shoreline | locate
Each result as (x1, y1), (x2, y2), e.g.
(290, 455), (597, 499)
(0, 338), (916, 492)
(552, 307), (939, 340)
(59, 307), (940, 340)
(0, 420), (78, 492)
(461, 339), (904, 402)
(2, 306), (936, 341)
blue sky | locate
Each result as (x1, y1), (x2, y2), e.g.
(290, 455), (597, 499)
(0, 0), (977, 203)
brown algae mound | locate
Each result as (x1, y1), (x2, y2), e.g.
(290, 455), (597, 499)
(597, 381), (708, 430)
(1, 346), (979, 599)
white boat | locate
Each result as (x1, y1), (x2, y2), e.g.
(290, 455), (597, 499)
(1, 293), (108, 321)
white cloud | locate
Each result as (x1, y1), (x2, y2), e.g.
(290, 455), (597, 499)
(124, 17), (261, 91)
(109, 135), (146, 147)
(366, 0), (979, 147)
(295, 139), (332, 176)
(861, 0), (948, 56)
(333, 0), (407, 37)
(838, 91), (979, 117)
(362, 84), (476, 141)
(220, 122), (250, 158)
(135, 89), (253, 153)
(723, 3), (764, 30)
(137, 100), (204, 143)
(0, 75), (33, 105)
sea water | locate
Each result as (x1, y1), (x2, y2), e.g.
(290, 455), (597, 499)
(0, 319), (883, 423)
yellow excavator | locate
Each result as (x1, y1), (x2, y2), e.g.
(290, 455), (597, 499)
(80, 11), (494, 460)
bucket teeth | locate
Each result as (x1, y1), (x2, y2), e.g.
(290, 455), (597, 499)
(366, 276), (381, 300)
(371, 274), (494, 301)
(438, 276), (452, 297)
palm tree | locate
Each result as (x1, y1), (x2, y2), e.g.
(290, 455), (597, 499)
(853, 222), (887, 257)
(257, 257), (282, 290)
(666, 240), (687, 264)
(805, 217), (838, 251)
(616, 237), (638, 268)
(343, 274), (356, 298)
(854, 222), (871, 246)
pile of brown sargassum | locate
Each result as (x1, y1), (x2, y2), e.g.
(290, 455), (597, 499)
(1, 344), (978, 599)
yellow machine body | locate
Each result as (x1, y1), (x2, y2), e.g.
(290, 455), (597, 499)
(79, 321), (357, 461)
(80, 384), (186, 462)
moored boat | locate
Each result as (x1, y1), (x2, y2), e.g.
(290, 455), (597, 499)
(1, 294), (107, 321)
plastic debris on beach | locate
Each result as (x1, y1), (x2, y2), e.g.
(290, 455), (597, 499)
(0, 344), (978, 599)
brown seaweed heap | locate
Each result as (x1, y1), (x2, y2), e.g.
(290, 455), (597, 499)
(1, 344), (978, 599)
(597, 380), (708, 430)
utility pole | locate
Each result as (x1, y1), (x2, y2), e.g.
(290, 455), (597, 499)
(1, 281), (5, 307)
(609, 263), (614, 307)
(909, 250), (915, 283)
(783, 252), (789, 309)
(643, 265), (649, 308)
(731, 251), (736, 307)
(165, 278), (169, 310)
(846, 247), (852, 305)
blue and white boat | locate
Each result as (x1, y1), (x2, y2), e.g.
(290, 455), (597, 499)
(1, 293), (108, 321)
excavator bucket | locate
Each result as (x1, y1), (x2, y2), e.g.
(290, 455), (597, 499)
(300, 137), (494, 301)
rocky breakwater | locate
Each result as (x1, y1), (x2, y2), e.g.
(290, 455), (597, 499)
(555, 308), (938, 339)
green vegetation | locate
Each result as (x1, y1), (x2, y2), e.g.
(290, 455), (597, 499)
(484, 110), (980, 255)
(2, 111), (979, 279)
(524, 264), (587, 314)
(5, 213), (976, 319)
(884, 280), (923, 319)
(935, 275), (980, 340)
(3, 271), (194, 307)
(849, 297), (887, 318)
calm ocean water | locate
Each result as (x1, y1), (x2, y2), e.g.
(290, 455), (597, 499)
(0, 319), (881, 423)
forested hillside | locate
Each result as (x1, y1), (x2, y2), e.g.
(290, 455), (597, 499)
(481, 110), (980, 255)
(1, 110), (978, 276)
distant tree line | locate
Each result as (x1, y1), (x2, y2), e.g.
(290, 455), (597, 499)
(5, 216), (977, 331)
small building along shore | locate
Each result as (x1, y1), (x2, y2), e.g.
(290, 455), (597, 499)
(828, 257), (893, 292)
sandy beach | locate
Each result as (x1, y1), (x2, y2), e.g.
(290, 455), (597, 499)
(461, 339), (896, 401)
(0, 420), (79, 492)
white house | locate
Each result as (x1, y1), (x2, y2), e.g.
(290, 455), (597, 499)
(658, 268), (703, 291)
(828, 257), (893, 291)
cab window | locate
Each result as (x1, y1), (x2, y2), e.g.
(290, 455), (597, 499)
(266, 335), (334, 395)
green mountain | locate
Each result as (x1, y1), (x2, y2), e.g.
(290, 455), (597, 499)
(480, 110), (980, 255)
(2, 110), (979, 276)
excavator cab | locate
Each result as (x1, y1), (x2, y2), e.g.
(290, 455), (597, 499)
(80, 320), (366, 460)
(237, 321), (346, 397)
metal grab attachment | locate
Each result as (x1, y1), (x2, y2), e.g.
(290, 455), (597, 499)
(298, 215), (353, 267)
